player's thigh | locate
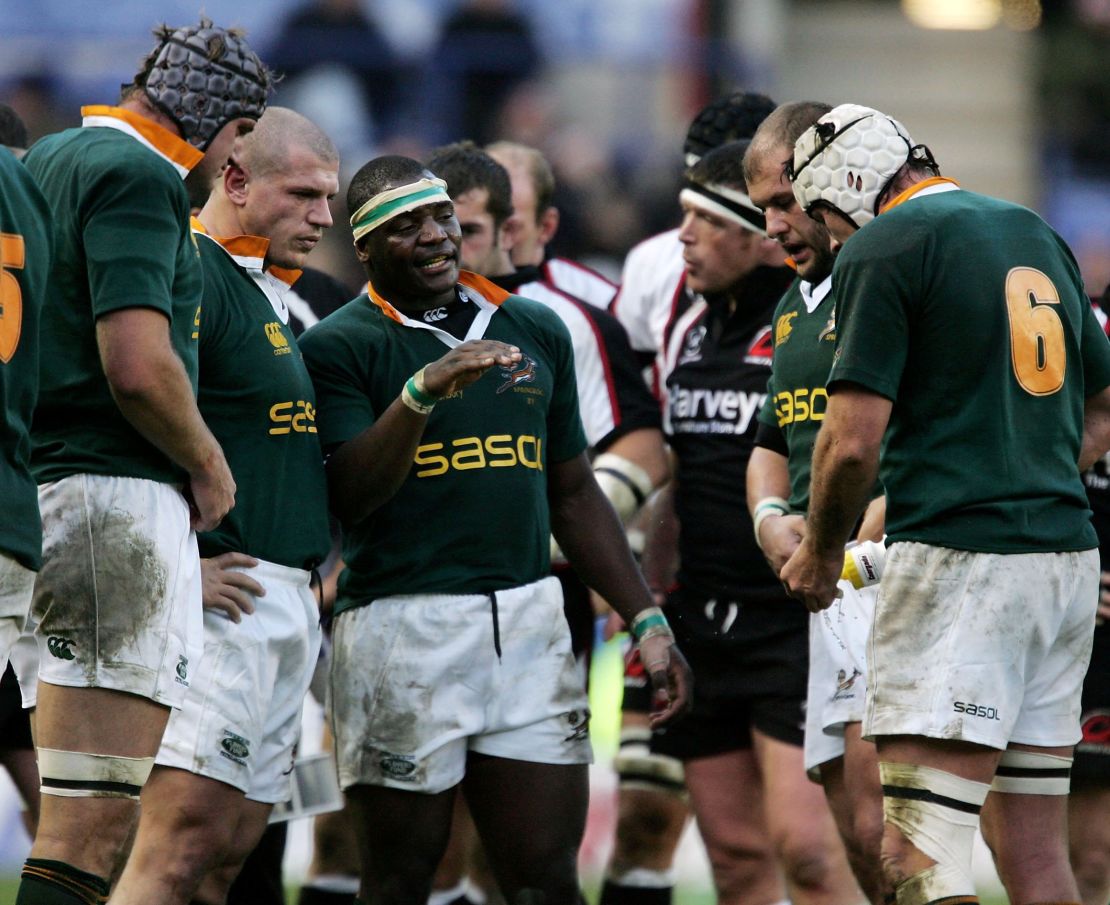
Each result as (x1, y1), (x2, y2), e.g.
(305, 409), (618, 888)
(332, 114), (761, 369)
(683, 747), (770, 856)
(754, 728), (843, 848)
(345, 782), (459, 879)
(35, 683), (169, 755)
(464, 754), (587, 904)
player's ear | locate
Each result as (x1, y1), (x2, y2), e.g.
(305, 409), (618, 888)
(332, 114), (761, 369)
(537, 206), (559, 246)
(224, 158), (250, 205)
(354, 236), (371, 266)
(500, 214), (520, 253)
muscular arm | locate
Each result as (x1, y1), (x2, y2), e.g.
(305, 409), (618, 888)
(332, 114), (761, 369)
(1080, 385), (1110, 471)
(781, 384), (890, 611)
(549, 453), (691, 724)
(96, 308), (233, 531)
(326, 340), (521, 528)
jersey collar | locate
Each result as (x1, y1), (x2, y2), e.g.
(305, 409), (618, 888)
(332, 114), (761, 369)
(365, 270), (510, 349)
(879, 176), (960, 215)
(191, 217), (301, 324)
(81, 105), (203, 179)
(800, 275), (832, 314)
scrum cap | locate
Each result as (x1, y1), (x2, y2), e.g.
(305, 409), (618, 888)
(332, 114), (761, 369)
(683, 92), (775, 168)
(789, 103), (915, 228)
(143, 20), (270, 150)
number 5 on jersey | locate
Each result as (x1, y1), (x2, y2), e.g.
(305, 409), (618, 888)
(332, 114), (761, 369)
(0, 232), (25, 363)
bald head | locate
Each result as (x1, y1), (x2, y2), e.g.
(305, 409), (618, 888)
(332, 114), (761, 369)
(743, 101), (831, 183)
(235, 106), (338, 178)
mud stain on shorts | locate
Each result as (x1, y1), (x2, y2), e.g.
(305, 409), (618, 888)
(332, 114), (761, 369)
(35, 507), (168, 680)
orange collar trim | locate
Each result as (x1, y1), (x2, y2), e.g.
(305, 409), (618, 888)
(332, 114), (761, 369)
(190, 218), (301, 287)
(879, 176), (960, 215)
(366, 270), (510, 323)
(81, 105), (203, 175)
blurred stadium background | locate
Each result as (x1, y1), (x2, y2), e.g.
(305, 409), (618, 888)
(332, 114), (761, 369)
(0, 0), (1103, 900)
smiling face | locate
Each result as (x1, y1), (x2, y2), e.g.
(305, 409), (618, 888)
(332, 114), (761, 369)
(677, 198), (763, 296)
(747, 144), (836, 284)
(357, 188), (462, 310)
(239, 144), (339, 270)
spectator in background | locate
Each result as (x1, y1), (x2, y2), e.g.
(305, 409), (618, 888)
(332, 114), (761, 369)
(426, 0), (541, 146)
(268, 0), (402, 145)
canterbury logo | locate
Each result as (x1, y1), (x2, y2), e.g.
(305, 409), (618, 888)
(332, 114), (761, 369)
(497, 356), (537, 393)
(47, 636), (76, 660)
(265, 322), (289, 350)
(775, 311), (797, 346)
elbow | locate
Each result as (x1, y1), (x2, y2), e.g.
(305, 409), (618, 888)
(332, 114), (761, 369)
(103, 359), (161, 404)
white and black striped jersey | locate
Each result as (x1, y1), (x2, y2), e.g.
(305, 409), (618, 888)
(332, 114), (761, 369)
(611, 229), (690, 360)
(542, 255), (618, 310)
(495, 266), (660, 452)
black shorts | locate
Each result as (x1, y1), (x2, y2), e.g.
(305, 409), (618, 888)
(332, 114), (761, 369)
(1074, 622), (1110, 785)
(0, 664), (32, 751)
(625, 586), (808, 759)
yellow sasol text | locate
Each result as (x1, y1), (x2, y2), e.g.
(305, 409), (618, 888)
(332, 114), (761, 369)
(774, 387), (828, 426)
(414, 434), (543, 477)
(269, 400), (317, 435)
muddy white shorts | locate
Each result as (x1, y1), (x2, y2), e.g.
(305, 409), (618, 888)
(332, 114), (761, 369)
(804, 581), (877, 774)
(330, 575), (592, 794)
(865, 542), (1099, 749)
(0, 552), (36, 676)
(17, 474), (202, 709)
(157, 559), (322, 803)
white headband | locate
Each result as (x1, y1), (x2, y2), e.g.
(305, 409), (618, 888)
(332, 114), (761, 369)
(680, 181), (767, 235)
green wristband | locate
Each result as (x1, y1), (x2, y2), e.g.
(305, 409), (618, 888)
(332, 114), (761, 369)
(630, 607), (671, 642)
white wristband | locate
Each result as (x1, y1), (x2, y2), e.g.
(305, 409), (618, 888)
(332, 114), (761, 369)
(752, 496), (790, 550)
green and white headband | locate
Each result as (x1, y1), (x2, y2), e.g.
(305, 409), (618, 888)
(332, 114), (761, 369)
(350, 177), (452, 244)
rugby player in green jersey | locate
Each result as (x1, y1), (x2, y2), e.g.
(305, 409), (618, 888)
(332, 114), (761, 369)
(300, 155), (691, 905)
(110, 108), (338, 905)
(783, 104), (1110, 905)
(14, 21), (271, 905)
(744, 101), (885, 904)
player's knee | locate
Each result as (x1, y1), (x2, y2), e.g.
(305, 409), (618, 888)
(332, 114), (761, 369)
(613, 797), (682, 864)
(878, 763), (989, 904)
(775, 831), (838, 892)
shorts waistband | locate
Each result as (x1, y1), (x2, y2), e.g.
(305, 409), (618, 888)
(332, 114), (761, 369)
(238, 558), (313, 588)
(371, 574), (559, 608)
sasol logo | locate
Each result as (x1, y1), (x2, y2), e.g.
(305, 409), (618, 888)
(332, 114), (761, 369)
(47, 636), (76, 660)
(953, 701), (1001, 721)
(414, 434), (543, 477)
(269, 400), (318, 435)
(774, 387), (828, 427)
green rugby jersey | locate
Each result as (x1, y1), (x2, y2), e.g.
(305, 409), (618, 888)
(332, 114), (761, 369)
(22, 105), (204, 485)
(301, 271), (588, 612)
(829, 183), (1110, 552)
(0, 149), (52, 570)
(758, 277), (838, 514)
(193, 229), (331, 570)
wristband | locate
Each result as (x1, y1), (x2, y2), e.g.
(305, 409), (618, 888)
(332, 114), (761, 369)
(630, 606), (673, 643)
(752, 496), (790, 550)
(401, 367), (439, 415)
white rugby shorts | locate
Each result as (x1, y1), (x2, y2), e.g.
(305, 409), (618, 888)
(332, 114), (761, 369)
(18, 474), (202, 708)
(804, 581), (877, 775)
(0, 551), (36, 677)
(865, 542), (1099, 749)
(157, 559), (322, 803)
(330, 575), (592, 794)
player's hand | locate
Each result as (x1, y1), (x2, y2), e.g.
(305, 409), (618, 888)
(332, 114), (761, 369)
(187, 451), (236, 532)
(757, 512), (806, 575)
(780, 540), (842, 613)
(1098, 571), (1110, 626)
(641, 635), (693, 728)
(201, 552), (264, 623)
(422, 340), (522, 398)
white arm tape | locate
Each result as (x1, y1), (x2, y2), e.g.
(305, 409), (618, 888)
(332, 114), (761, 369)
(593, 453), (654, 524)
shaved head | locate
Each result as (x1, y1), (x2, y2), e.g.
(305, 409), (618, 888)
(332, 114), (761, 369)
(235, 106), (338, 176)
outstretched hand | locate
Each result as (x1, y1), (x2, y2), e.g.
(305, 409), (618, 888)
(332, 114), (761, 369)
(423, 340), (522, 398)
